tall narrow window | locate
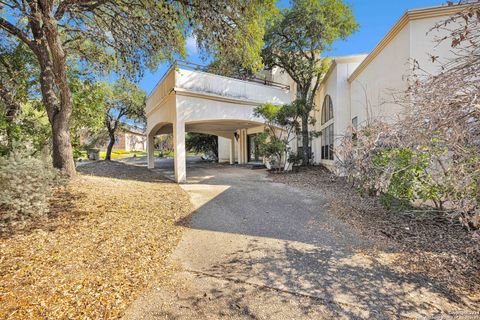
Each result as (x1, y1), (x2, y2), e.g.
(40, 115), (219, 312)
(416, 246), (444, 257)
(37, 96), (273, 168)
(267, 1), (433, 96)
(321, 95), (333, 125)
(321, 95), (334, 160)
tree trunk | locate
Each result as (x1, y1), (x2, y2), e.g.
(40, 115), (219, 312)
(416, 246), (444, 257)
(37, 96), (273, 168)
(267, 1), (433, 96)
(301, 112), (310, 165)
(34, 7), (76, 176)
(36, 58), (76, 176)
(105, 133), (115, 161)
(51, 114), (75, 174)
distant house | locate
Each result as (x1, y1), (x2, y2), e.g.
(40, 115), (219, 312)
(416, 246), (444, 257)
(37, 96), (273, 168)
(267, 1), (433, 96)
(101, 125), (147, 152)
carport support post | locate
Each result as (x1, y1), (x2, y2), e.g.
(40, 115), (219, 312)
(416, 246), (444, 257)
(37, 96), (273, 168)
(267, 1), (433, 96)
(147, 133), (155, 169)
(229, 138), (235, 165)
(174, 121), (187, 183)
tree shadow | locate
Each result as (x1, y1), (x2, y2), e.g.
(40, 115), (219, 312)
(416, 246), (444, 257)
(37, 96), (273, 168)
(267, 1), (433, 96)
(202, 240), (470, 318)
(77, 160), (173, 183)
(172, 170), (477, 318)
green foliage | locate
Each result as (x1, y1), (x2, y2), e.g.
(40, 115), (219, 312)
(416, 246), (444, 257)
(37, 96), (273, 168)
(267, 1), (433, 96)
(102, 79), (146, 160)
(0, 41), (41, 155)
(106, 79), (147, 124)
(254, 102), (301, 170)
(70, 74), (108, 153)
(288, 152), (303, 167)
(372, 147), (451, 210)
(262, 0), (357, 163)
(185, 133), (218, 157)
(199, 0), (277, 74)
(0, 151), (66, 225)
(0, 101), (51, 156)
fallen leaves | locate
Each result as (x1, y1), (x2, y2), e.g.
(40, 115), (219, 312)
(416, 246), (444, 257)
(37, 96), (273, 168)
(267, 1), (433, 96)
(0, 161), (192, 319)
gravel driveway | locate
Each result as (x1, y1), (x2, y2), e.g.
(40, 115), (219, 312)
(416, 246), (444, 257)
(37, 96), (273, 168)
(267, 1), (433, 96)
(123, 160), (467, 319)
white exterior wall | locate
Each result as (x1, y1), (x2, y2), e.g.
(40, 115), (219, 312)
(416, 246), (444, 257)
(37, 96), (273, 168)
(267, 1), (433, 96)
(146, 65), (292, 181)
(312, 59), (364, 166)
(314, 7), (464, 172)
(175, 69), (290, 105)
(349, 13), (459, 128)
(409, 16), (461, 75)
(218, 136), (239, 163)
(349, 24), (411, 126)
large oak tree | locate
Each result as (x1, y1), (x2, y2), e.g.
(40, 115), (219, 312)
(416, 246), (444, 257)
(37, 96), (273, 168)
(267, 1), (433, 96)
(0, 0), (274, 176)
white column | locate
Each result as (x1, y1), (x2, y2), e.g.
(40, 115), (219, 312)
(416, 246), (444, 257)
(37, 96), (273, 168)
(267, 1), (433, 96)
(147, 133), (155, 169)
(173, 121), (186, 183)
(229, 138), (235, 165)
(242, 130), (248, 163)
(238, 130), (244, 164)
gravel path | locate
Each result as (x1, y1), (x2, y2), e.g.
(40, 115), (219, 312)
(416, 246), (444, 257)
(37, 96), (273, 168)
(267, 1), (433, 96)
(124, 160), (470, 319)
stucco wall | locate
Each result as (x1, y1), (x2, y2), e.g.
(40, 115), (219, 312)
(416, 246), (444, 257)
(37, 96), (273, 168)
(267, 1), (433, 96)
(218, 137), (236, 163)
(175, 69), (290, 105)
(350, 24), (411, 126)
(312, 59), (363, 165)
(125, 132), (147, 151)
(409, 16), (461, 76)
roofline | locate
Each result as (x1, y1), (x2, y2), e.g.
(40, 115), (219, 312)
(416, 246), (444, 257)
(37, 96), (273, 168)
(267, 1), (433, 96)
(348, 4), (470, 83)
(320, 54), (368, 87)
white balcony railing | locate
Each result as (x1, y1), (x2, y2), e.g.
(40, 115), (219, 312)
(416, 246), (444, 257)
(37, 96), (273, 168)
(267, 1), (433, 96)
(147, 60), (291, 115)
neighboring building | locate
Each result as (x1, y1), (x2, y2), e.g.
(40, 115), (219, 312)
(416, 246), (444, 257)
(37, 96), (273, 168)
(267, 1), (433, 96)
(103, 125), (147, 152)
(81, 125), (147, 152)
(147, 4), (467, 182)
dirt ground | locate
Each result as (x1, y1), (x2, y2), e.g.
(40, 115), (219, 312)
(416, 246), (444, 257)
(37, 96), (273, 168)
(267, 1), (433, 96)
(270, 166), (480, 302)
(0, 161), (192, 319)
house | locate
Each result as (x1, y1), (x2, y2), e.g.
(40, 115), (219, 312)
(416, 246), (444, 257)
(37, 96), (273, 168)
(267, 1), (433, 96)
(145, 61), (292, 182)
(310, 4), (463, 170)
(104, 125), (147, 152)
(147, 4), (466, 183)
(220, 4), (464, 168)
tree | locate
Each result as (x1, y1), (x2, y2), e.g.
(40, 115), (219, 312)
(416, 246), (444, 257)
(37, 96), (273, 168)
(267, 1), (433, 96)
(185, 133), (218, 159)
(155, 134), (174, 157)
(262, 0), (357, 164)
(254, 102), (301, 171)
(0, 41), (38, 153)
(69, 74), (106, 154)
(103, 80), (145, 161)
(207, 55), (256, 79)
(0, 0), (275, 176)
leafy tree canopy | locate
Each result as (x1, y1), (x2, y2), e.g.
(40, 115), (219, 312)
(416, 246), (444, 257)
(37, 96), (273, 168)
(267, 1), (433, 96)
(103, 79), (146, 160)
(0, 0), (276, 175)
(262, 0), (357, 163)
(186, 133), (218, 158)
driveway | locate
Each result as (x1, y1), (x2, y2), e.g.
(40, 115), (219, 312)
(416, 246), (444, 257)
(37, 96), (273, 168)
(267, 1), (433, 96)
(124, 159), (462, 319)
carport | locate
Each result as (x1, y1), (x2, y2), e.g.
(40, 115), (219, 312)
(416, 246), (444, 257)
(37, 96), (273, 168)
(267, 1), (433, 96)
(146, 61), (292, 183)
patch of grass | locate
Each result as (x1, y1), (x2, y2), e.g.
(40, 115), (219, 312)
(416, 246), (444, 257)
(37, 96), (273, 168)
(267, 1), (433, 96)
(99, 150), (147, 160)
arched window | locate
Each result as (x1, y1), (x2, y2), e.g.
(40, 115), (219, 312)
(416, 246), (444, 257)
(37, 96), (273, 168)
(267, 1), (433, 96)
(321, 95), (334, 160)
(321, 95), (333, 125)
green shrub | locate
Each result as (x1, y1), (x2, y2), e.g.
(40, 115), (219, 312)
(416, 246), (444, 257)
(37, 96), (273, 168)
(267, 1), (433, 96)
(0, 151), (66, 225)
(372, 147), (448, 210)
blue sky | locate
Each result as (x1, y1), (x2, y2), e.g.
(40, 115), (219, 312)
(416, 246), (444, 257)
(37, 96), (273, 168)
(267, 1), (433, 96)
(139, 0), (446, 94)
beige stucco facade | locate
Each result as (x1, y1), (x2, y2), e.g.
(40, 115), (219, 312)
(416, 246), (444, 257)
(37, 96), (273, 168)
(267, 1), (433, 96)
(312, 5), (466, 170)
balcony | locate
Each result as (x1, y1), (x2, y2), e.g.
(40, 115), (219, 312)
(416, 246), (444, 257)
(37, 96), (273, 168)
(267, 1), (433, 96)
(146, 60), (291, 115)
